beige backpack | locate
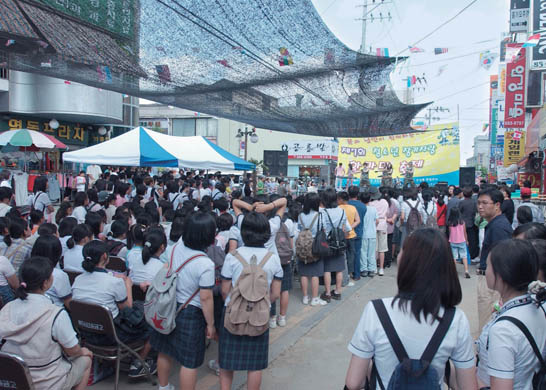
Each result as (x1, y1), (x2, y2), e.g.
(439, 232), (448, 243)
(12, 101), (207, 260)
(224, 251), (273, 337)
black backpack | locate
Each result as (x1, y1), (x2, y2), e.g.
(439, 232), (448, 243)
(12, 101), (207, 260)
(106, 239), (126, 256)
(368, 299), (455, 390)
(495, 316), (546, 390)
(324, 209), (347, 255)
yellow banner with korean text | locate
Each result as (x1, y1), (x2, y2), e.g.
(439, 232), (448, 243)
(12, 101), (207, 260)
(503, 130), (526, 166)
(338, 123), (460, 186)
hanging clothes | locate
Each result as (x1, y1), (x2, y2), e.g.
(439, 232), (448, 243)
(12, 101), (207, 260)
(13, 172), (28, 206)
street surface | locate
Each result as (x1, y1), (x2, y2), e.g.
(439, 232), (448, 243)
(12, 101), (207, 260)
(93, 263), (479, 390)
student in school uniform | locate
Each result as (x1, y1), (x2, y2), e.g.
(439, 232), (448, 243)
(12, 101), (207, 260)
(220, 211), (283, 390)
(58, 217), (78, 257)
(62, 224), (93, 272)
(105, 219), (129, 258)
(126, 224), (146, 268)
(128, 230), (166, 291)
(72, 192), (88, 224)
(151, 212), (217, 390)
(71, 240), (155, 379)
(0, 217), (32, 272)
(31, 235), (72, 308)
(0, 254), (19, 304)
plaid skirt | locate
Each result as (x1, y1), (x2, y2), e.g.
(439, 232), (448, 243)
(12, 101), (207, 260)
(219, 309), (270, 371)
(150, 305), (206, 369)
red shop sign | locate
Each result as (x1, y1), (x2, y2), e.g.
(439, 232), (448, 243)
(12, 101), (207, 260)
(504, 44), (526, 129)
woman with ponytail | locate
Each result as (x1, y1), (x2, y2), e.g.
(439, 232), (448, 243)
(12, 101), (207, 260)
(126, 223), (146, 269)
(63, 224), (92, 272)
(106, 219), (129, 258)
(72, 240), (156, 378)
(58, 216), (78, 256)
(128, 229), (166, 289)
(477, 239), (546, 390)
(0, 256), (92, 390)
(0, 217), (32, 272)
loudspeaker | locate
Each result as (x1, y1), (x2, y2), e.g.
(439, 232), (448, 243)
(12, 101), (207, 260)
(459, 167), (475, 187)
(263, 150), (288, 177)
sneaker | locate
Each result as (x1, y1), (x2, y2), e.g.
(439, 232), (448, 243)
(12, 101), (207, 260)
(347, 281), (355, 287)
(159, 384), (175, 390)
(331, 291), (341, 300)
(471, 257), (480, 264)
(367, 271), (375, 278)
(360, 271), (368, 277)
(465, 272), (471, 279)
(378, 268), (384, 276)
(269, 317), (277, 329)
(128, 358), (157, 379)
(310, 297), (328, 306)
(320, 292), (331, 303)
(302, 295), (310, 305)
(208, 359), (220, 376)
(277, 315), (287, 327)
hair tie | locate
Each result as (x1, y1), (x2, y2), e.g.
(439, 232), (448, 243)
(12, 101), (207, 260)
(529, 280), (546, 295)
(145, 241), (152, 248)
(85, 256), (92, 261)
(20, 282), (27, 288)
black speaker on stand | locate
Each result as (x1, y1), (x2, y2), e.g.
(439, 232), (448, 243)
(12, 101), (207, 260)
(263, 151), (288, 177)
(459, 167), (476, 187)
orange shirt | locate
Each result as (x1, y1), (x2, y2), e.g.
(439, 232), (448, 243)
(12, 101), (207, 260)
(339, 204), (357, 239)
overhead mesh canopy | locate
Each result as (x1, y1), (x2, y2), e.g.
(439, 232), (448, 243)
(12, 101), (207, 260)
(0, 0), (428, 137)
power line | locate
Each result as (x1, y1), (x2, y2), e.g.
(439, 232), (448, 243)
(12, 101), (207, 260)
(403, 46), (497, 68)
(434, 81), (489, 102)
(395, 0), (480, 56)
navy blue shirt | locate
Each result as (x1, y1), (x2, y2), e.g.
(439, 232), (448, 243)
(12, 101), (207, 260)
(479, 213), (513, 270)
(348, 199), (367, 238)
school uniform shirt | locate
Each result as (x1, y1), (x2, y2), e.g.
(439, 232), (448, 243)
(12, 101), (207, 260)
(236, 214), (283, 257)
(216, 230), (231, 252)
(25, 191), (51, 213)
(169, 192), (183, 210)
(362, 205), (378, 239)
(128, 255), (165, 284)
(228, 224), (244, 249)
(72, 269), (127, 318)
(400, 199), (426, 223)
(63, 244), (85, 272)
(423, 201), (437, 225)
(0, 239), (32, 272)
(125, 246), (143, 268)
(221, 246), (283, 306)
(160, 239), (180, 264)
(0, 203), (11, 217)
(0, 255), (15, 287)
(105, 205), (116, 224)
(72, 206), (87, 224)
(298, 211), (320, 237)
(477, 295), (546, 390)
(46, 268), (72, 306)
(348, 297), (475, 387)
(109, 238), (129, 259)
(59, 236), (71, 257)
(320, 207), (352, 236)
(192, 188), (211, 201)
(171, 243), (215, 308)
(211, 188), (224, 200)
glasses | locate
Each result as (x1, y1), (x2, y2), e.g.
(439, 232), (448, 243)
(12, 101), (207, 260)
(477, 201), (495, 206)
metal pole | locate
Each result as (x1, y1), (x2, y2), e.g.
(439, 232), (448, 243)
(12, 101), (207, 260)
(359, 2), (368, 54)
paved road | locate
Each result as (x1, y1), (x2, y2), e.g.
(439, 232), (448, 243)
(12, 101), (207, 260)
(93, 263), (478, 389)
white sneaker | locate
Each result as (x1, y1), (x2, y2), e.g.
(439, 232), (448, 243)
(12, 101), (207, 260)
(347, 281), (355, 287)
(378, 268), (384, 276)
(269, 317), (277, 329)
(277, 315), (287, 327)
(207, 359), (219, 376)
(310, 297), (328, 306)
(159, 384), (175, 390)
(302, 296), (310, 305)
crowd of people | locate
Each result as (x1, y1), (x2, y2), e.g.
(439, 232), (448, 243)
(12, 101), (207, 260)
(0, 166), (544, 390)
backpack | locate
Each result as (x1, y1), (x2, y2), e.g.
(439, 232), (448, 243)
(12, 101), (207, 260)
(404, 200), (423, 235)
(224, 251), (272, 337)
(495, 316), (546, 390)
(206, 240), (226, 296)
(275, 221), (293, 265)
(296, 213), (319, 264)
(143, 244), (203, 335)
(324, 209), (347, 255)
(423, 204), (438, 229)
(312, 212), (332, 258)
(369, 299), (455, 390)
(106, 239), (126, 256)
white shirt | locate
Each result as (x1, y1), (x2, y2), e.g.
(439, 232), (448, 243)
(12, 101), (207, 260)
(320, 207), (352, 236)
(0, 203), (11, 217)
(63, 244), (85, 272)
(298, 211), (320, 237)
(400, 199), (426, 223)
(171, 243), (215, 308)
(477, 296), (546, 389)
(348, 297), (475, 387)
(169, 192), (183, 210)
(236, 214), (282, 257)
(221, 246), (283, 306)
(25, 191), (51, 213)
(423, 201), (437, 224)
(362, 205), (378, 239)
(72, 206), (87, 224)
(76, 176), (86, 192)
(0, 255), (15, 286)
(228, 224), (243, 249)
(59, 236), (71, 257)
(86, 165), (102, 184)
(72, 269), (127, 318)
(0, 179), (11, 188)
(46, 268), (72, 306)
(128, 256), (164, 284)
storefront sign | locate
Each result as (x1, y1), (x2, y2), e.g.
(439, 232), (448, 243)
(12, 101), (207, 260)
(281, 140), (338, 160)
(531, 0), (546, 69)
(498, 64), (507, 98)
(504, 44), (526, 128)
(517, 172), (541, 187)
(504, 130), (526, 165)
(35, 0), (135, 39)
(337, 122), (460, 186)
(139, 119), (168, 134)
(511, 0), (530, 32)
(4, 117), (89, 146)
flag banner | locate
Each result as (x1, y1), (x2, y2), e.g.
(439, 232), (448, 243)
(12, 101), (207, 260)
(97, 65), (112, 83)
(480, 51), (498, 70)
(483, 123), (489, 133)
(504, 130), (526, 165)
(437, 64), (448, 76)
(155, 65), (171, 84)
(375, 48), (389, 57)
(504, 44), (526, 128)
(338, 123), (460, 186)
(434, 48), (448, 55)
(408, 46), (425, 53)
(523, 33), (540, 47)
(278, 47), (294, 66)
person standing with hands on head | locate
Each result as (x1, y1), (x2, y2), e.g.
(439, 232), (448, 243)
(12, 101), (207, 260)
(335, 163), (346, 191)
(476, 188), (513, 330)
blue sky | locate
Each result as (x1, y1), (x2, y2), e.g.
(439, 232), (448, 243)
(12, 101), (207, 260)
(311, 0), (510, 163)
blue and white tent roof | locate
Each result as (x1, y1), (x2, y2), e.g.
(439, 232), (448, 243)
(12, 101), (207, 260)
(63, 127), (254, 171)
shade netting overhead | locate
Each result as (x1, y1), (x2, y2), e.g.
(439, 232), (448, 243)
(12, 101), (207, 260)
(0, 0), (428, 137)
(62, 127), (255, 171)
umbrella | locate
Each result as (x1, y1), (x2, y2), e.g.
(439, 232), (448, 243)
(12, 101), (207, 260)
(0, 129), (67, 152)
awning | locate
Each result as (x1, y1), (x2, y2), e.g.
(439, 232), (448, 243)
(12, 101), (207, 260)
(0, 0), (38, 39)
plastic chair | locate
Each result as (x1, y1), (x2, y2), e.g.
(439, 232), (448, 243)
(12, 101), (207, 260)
(0, 352), (35, 390)
(69, 300), (155, 390)
(106, 256), (127, 273)
(65, 271), (81, 286)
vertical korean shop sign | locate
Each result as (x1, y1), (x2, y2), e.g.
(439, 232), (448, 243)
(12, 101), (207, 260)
(35, 0), (135, 38)
(531, 0), (546, 69)
(504, 44), (526, 128)
(504, 130), (526, 166)
(510, 0), (530, 32)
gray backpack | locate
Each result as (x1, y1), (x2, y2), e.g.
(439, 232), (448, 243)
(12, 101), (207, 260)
(143, 244), (203, 335)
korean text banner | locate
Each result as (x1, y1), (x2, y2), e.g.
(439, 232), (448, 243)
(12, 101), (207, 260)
(338, 123), (460, 186)
(504, 130), (526, 166)
(505, 44), (526, 128)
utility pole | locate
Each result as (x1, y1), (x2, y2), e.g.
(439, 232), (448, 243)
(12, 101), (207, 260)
(426, 106), (450, 127)
(359, 2), (368, 53)
(356, 0), (392, 54)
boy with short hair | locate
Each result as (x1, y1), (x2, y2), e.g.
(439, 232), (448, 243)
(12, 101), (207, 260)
(359, 192), (378, 277)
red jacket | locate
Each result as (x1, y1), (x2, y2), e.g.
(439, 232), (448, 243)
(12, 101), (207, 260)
(436, 203), (447, 226)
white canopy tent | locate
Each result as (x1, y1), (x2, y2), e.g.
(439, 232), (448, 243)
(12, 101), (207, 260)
(62, 127), (254, 171)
